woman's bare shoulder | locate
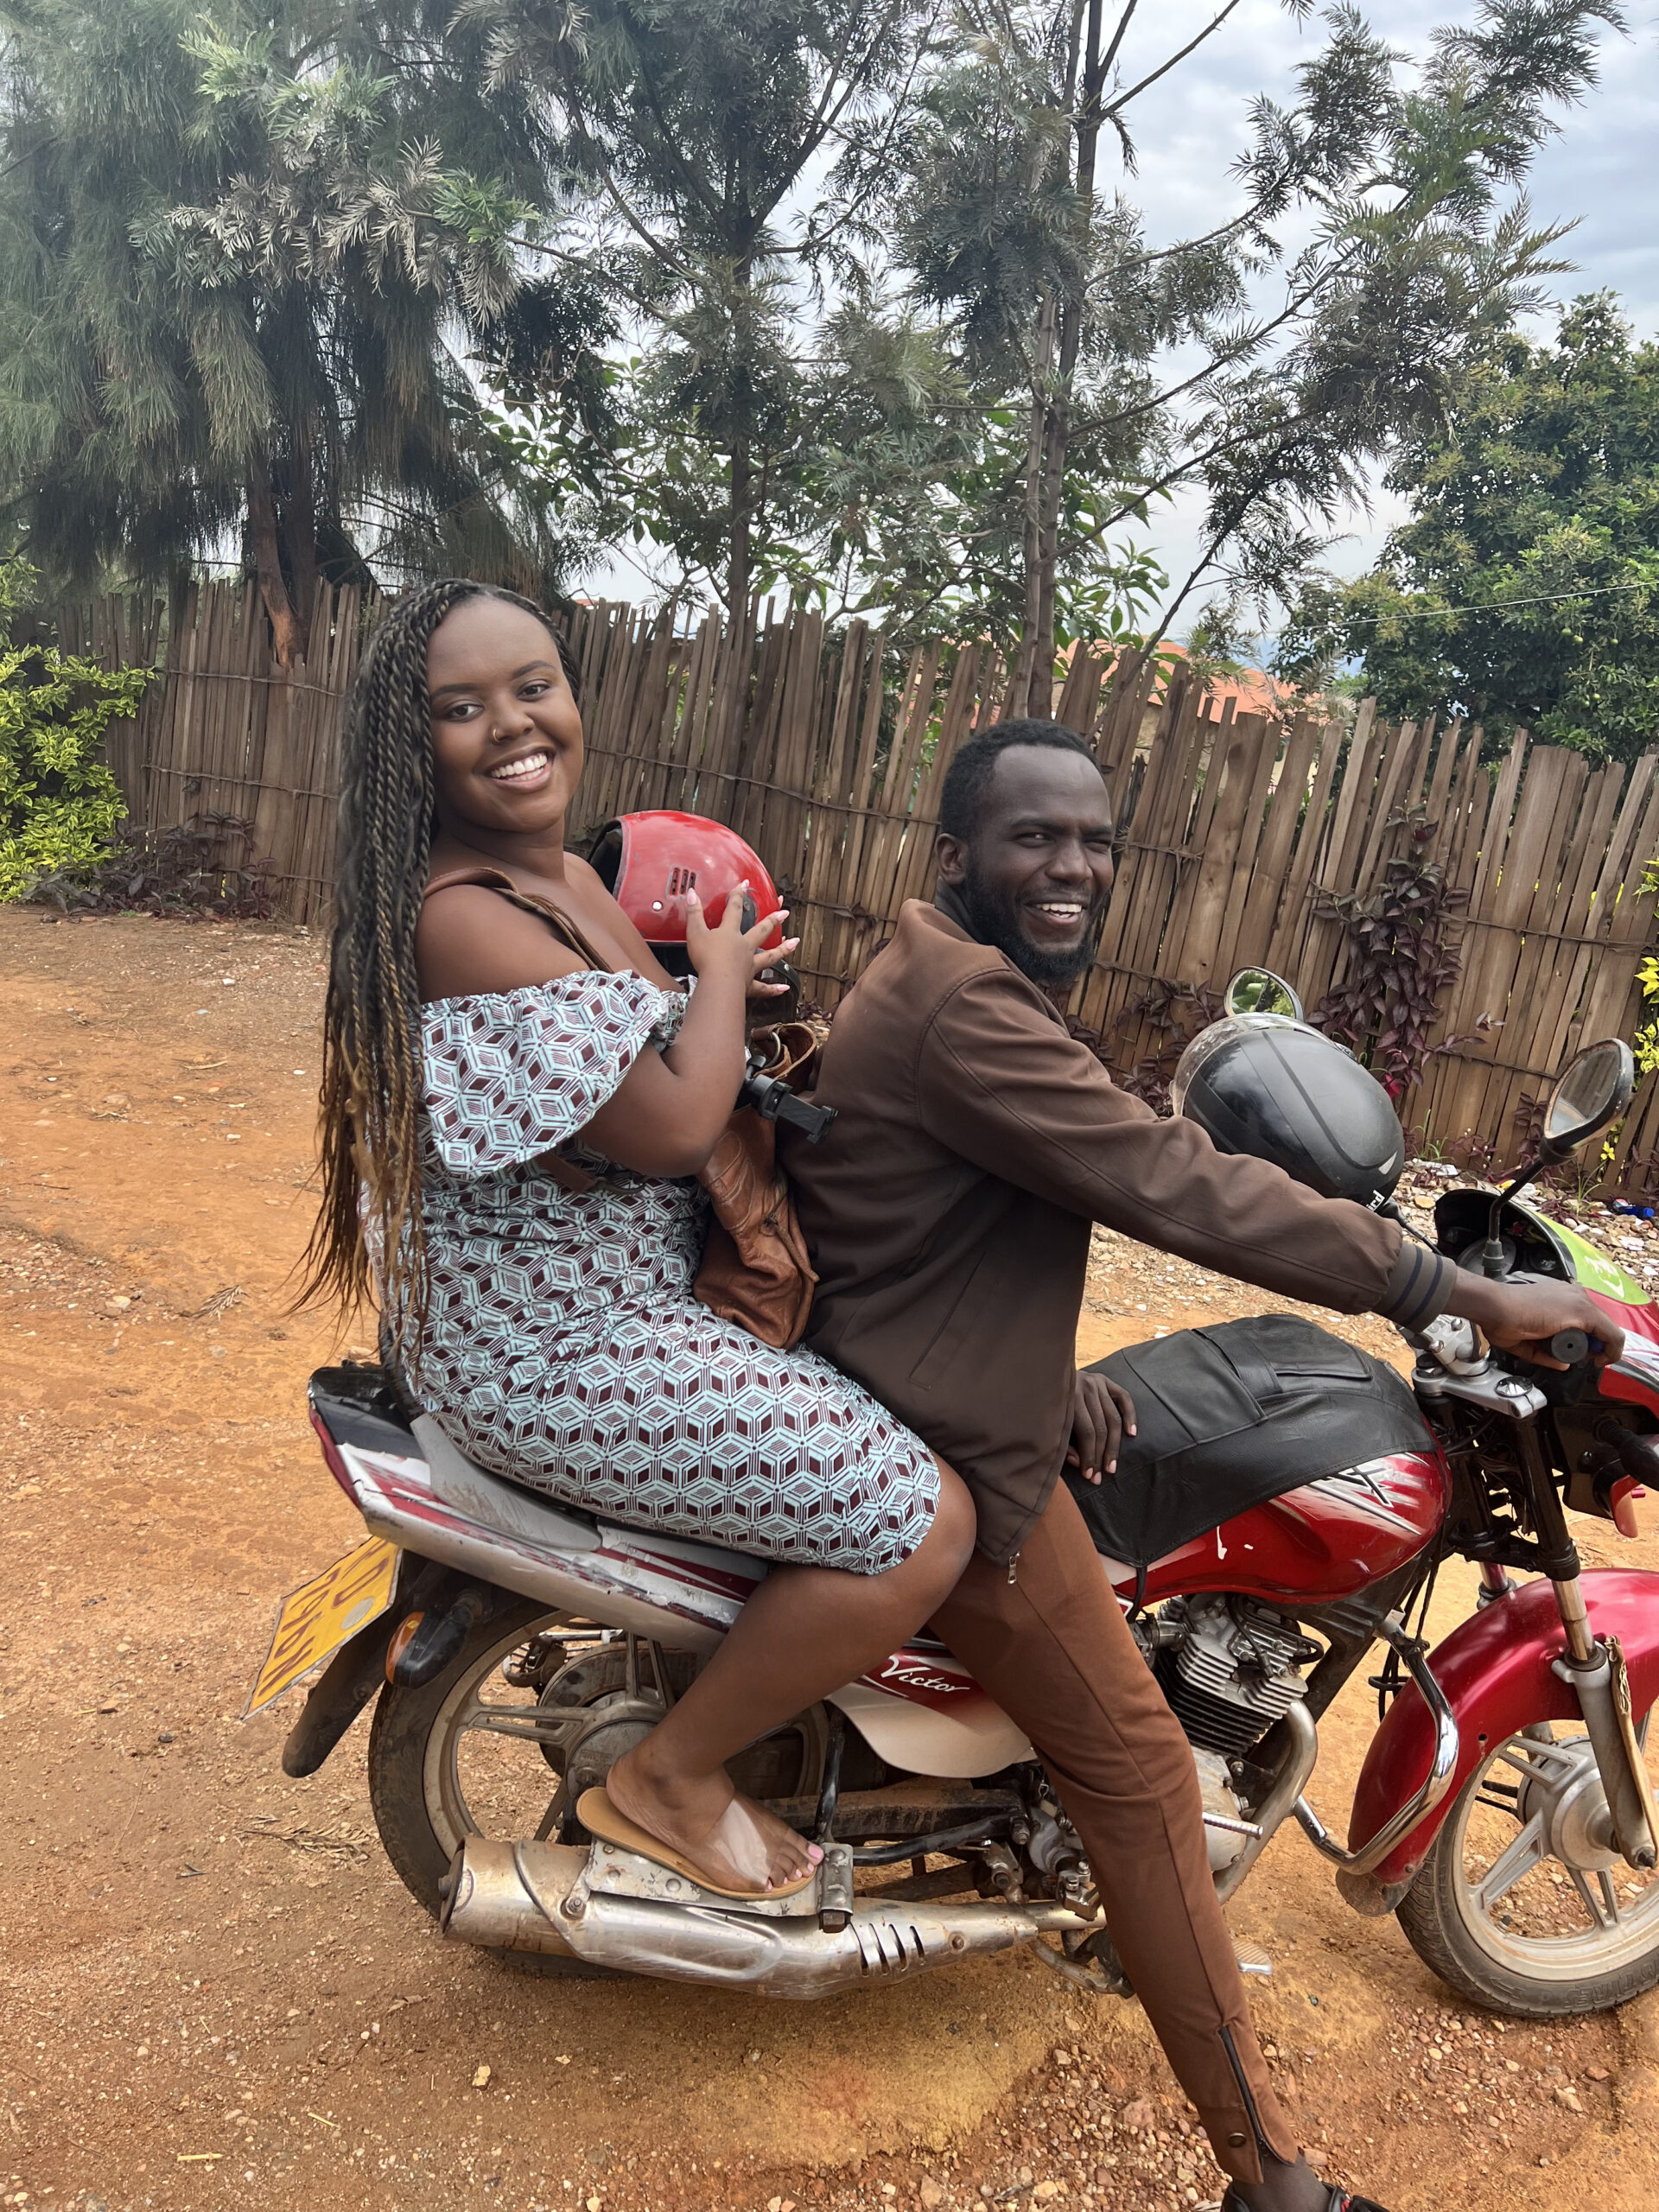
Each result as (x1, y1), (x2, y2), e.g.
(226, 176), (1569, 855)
(416, 883), (587, 1002)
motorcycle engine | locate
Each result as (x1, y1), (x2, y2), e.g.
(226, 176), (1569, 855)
(1154, 1593), (1320, 1759)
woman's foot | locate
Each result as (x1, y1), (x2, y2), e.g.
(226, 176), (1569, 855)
(606, 1740), (823, 1893)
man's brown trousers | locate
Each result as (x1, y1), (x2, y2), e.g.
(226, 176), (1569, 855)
(933, 1483), (1300, 2187)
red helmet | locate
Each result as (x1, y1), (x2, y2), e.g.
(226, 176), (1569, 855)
(587, 811), (784, 974)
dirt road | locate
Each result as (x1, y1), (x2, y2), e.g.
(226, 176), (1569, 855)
(3, 907), (1658, 2212)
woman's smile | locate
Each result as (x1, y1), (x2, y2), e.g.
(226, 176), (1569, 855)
(486, 747), (554, 789)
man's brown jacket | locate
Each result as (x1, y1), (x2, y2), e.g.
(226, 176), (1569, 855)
(785, 902), (1454, 1567)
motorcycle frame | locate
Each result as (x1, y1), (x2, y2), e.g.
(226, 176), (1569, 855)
(1334, 1307), (1659, 1893)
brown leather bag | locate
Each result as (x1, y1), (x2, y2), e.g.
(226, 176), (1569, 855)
(423, 864), (818, 1349)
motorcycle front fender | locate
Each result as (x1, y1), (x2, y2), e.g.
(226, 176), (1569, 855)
(1345, 1568), (1659, 1891)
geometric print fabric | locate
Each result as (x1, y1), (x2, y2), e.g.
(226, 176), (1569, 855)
(414, 972), (938, 1573)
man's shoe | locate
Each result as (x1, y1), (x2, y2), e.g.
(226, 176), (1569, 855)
(1201, 2192), (1390, 2212)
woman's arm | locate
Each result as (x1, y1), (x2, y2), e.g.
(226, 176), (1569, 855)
(582, 890), (779, 1176)
(417, 881), (783, 1180)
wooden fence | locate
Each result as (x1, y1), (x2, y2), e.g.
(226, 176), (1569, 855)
(59, 582), (1659, 1187)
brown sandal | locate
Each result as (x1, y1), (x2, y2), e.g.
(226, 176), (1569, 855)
(576, 1787), (820, 1901)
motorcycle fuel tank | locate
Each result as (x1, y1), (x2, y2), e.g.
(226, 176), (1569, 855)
(1118, 1450), (1451, 1609)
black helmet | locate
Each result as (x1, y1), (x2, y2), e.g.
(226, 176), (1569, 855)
(1171, 1014), (1404, 1211)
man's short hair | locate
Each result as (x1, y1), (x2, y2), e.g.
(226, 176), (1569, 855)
(938, 719), (1102, 842)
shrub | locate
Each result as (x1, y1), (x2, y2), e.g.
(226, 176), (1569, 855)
(0, 563), (154, 900)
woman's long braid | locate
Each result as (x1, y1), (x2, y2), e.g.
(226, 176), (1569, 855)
(298, 579), (582, 1361)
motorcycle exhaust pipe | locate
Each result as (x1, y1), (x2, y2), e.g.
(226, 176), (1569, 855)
(442, 1838), (1084, 1997)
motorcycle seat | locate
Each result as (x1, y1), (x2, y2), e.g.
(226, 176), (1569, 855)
(1065, 1313), (1433, 1569)
(309, 1363), (769, 1589)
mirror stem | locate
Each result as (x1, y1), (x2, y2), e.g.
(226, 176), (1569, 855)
(1481, 1153), (1562, 1276)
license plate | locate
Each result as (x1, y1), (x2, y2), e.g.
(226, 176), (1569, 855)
(245, 1538), (399, 1717)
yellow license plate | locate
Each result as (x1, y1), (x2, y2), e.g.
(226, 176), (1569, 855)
(245, 1538), (399, 1717)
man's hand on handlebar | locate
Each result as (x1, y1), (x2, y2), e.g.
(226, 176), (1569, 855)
(1068, 1371), (1136, 1484)
(1441, 1272), (1625, 1370)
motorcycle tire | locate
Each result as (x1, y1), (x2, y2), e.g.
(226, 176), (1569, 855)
(1395, 1716), (1659, 2018)
(365, 1596), (620, 1980)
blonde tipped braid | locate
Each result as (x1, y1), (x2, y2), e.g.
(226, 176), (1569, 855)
(297, 581), (582, 1362)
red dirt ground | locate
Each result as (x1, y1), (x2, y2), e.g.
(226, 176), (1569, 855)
(3, 907), (1658, 2212)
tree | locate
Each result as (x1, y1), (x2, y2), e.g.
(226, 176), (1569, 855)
(1275, 294), (1659, 760)
(891, 0), (1624, 707)
(462, 0), (948, 627)
(0, 0), (583, 661)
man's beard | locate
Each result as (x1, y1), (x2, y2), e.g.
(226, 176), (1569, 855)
(957, 861), (1104, 988)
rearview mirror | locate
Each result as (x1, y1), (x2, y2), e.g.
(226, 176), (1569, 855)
(1541, 1039), (1635, 1160)
(1224, 968), (1305, 1023)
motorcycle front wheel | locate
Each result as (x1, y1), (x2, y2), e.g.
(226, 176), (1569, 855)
(1396, 1710), (1659, 2016)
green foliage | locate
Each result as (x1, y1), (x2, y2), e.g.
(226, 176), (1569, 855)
(462, 0), (941, 621)
(0, 562), (153, 901)
(1634, 953), (1659, 1078)
(893, 0), (1619, 697)
(1277, 296), (1659, 760)
(0, 0), (588, 652)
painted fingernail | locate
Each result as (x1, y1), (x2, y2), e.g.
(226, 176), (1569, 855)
(808, 1842), (824, 1864)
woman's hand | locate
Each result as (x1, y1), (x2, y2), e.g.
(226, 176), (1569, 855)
(1067, 1370), (1136, 1484)
(685, 885), (794, 996)
(748, 931), (801, 1001)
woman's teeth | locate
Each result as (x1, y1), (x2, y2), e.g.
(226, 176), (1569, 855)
(489, 753), (549, 782)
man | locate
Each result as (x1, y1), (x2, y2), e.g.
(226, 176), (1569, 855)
(783, 719), (1618, 2212)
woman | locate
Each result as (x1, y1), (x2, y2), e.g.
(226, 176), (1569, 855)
(303, 578), (976, 1899)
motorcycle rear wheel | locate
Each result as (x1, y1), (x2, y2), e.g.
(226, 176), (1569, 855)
(1396, 1712), (1659, 2017)
(366, 1598), (618, 1977)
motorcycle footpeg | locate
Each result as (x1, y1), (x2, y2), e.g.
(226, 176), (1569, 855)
(817, 1844), (854, 1932)
(582, 1836), (822, 1917)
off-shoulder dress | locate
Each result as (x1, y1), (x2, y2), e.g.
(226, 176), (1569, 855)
(412, 969), (939, 1572)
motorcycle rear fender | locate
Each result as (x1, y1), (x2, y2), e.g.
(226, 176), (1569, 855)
(1346, 1568), (1659, 1890)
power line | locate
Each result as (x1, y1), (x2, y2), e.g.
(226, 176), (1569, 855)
(1338, 577), (1656, 630)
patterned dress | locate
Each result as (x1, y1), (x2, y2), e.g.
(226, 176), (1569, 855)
(412, 970), (939, 1573)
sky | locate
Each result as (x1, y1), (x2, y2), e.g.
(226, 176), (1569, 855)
(1110, 0), (1659, 620)
(582, 0), (1659, 625)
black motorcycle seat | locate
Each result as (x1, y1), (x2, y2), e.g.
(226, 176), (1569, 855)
(1064, 1313), (1432, 1569)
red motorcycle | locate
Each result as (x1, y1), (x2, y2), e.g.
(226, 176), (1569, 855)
(261, 1000), (1659, 2018)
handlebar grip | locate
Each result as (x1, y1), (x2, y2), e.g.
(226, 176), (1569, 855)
(1548, 1328), (1591, 1365)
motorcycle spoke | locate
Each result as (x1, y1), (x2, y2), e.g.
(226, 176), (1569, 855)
(533, 1784), (569, 1842)
(1492, 1735), (1579, 1788)
(1474, 1814), (1548, 1913)
(1567, 1865), (1613, 1929)
(1597, 1869), (1624, 1924)
(458, 1704), (573, 1747)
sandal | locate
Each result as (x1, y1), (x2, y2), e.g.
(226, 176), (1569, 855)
(576, 1785), (820, 1901)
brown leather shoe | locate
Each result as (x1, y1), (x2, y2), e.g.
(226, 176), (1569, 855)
(1209, 2192), (1391, 2212)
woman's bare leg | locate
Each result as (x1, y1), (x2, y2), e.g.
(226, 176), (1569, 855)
(607, 1459), (975, 1890)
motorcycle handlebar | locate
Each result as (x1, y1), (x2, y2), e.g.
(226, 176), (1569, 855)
(1548, 1328), (1591, 1366)
(739, 1069), (837, 1143)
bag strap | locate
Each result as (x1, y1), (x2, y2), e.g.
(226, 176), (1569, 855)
(423, 863), (613, 975)
(423, 862), (607, 1196)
